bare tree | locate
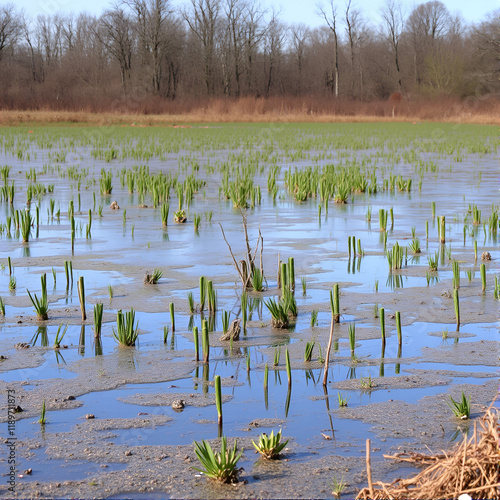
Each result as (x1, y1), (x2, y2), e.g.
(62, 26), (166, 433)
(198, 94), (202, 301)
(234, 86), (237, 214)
(345, 0), (364, 97)
(318, 0), (339, 97)
(0, 4), (19, 63)
(263, 11), (286, 96)
(20, 13), (38, 83)
(183, 0), (221, 95)
(224, 0), (244, 96)
(242, 1), (267, 94)
(126, 0), (175, 94)
(97, 7), (134, 94)
(381, 0), (404, 92)
(406, 0), (450, 87)
(290, 24), (309, 94)
(471, 10), (500, 95)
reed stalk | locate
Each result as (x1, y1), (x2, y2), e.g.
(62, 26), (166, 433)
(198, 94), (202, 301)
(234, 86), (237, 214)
(330, 284), (340, 323)
(285, 348), (292, 386)
(453, 289), (460, 331)
(202, 319), (209, 363)
(440, 216), (446, 244)
(214, 374), (222, 424)
(395, 311), (402, 346)
(480, 263), (486, 292)
(199, 276), (206, 312)
(193, 326), (199, 361)
(348, 323), (356, 356)
(77, 276), (86, 321)
(379, 307), (386, 347)
(169, 302), (175, 332)
(241, 291), (248, 328)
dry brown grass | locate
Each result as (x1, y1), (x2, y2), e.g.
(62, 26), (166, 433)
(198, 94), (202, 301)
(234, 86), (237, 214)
(357, 408), (500, 500)
(1, 95), (499, 126)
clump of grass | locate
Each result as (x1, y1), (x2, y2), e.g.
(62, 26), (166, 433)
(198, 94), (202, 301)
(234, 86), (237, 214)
(53, 323), (68, 349)
(273, 347), (281, 366)
(379, 208), (387, 232)
(330, 477), (347, 498)
(144, 268), (162, 284)
(251, 268), (264, 292)
(264, 297), (289, 328)
(192, 437), (242, 483)
(337, 393), (348, 407)
(408, 237), (421, 254)
(174, 209), (186, 223)
(252, 430), (288, 459)
(427, 251), (439, 271)
(161, 203), (169, 227)
(310, 309), (318, 327)
(448, 391), (471, 419)
(20, 209), (32, 242)
(348, 323), (356, 356)
(304, 339), (315, 362)
(360, 375), (373, 390)
(113, 308), (139, 346)
(93, 303), (103, 338)
(100, 170), (113, 194)
(38, 400), (47, 425)
(27, 273), (49, 320)
(188, 291), (195, 313)
(193, 213), (201, 231)
(9, 276), (16, 290)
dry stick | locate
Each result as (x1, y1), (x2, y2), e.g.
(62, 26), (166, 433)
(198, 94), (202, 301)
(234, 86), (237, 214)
(457, 435), (467, 495)
(366, 439), (374, 499)
(322, 316), (334, 386)
(259, 231), (263, 276)
(218, 223), (245, 285)
(241, 210), (255, 276)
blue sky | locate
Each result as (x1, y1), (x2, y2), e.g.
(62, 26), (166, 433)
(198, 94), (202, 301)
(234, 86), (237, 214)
(17, 0), (499, 27)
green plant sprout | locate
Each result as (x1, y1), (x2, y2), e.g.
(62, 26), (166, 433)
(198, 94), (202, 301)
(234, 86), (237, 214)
(252, 430), (288, 459)
(192, 437), (242, 483)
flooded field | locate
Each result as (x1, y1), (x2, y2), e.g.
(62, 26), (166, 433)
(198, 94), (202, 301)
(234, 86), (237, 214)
(0, 122), (499, 498)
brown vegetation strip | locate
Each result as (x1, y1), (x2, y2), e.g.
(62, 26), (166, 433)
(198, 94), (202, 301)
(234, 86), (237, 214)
(1, 96), (500, 126)
(356, 409), (500, 499)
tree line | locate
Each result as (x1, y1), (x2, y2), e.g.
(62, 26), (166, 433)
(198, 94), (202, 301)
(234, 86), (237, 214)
(0, 0), (498, 111)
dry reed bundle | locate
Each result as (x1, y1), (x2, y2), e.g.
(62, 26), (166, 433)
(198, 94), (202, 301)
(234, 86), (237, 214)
(357, 409), (500, 500)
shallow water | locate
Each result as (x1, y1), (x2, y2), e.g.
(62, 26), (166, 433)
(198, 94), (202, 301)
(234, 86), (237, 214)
(0, 123), (499, 497)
